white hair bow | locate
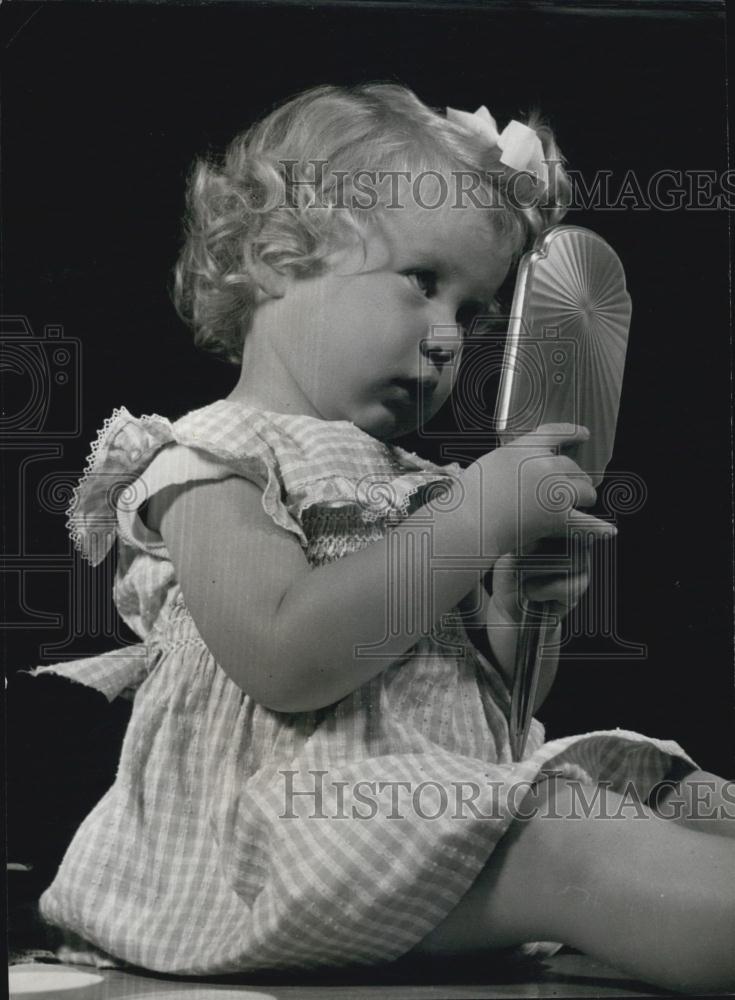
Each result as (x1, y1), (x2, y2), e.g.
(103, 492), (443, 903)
(446, 105), (549, 191)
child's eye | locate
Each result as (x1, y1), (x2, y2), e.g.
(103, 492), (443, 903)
(405, 270), (437, 298)
(457, 300), (499, 336)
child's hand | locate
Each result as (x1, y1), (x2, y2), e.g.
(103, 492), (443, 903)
(462, 423), (615, 557)
(490, 539), (593, 624)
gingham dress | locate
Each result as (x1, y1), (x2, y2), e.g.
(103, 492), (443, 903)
(34, 399), (696, 975)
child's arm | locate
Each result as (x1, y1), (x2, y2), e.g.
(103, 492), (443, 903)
(150, 473), (494, 712)
(150, 424), (607, 712)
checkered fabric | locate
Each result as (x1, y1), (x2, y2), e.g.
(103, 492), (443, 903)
(33, 400), (697, 975)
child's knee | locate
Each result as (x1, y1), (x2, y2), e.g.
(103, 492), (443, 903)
(507, 773), (603, 877)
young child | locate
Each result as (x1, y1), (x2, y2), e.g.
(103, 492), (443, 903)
(33, 84), (734, 992)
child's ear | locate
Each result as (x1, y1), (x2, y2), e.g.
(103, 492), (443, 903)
(245, 246), (288, 300)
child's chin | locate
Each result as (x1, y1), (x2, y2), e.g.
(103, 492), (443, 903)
(365, 402), (421, 441)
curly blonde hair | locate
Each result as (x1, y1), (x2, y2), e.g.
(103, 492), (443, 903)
(173, 83), (572, 365)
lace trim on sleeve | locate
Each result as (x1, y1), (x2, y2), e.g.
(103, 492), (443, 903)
(67, 407), (308, 566)
(66, 407), (176, 566)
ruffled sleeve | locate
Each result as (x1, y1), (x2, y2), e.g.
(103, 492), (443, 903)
(66, 405), (307, 567)
(67, 407), (175, 565)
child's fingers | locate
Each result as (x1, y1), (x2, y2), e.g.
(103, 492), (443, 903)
(493, 552), (521, 576)
(493, 553), (592, 605)
(517, 510), (615, 545)
(511, 422), (590, 450)
(521, 545), (592, 580)
(566, 511), (617, 539)
(524, 570), (590, 605)
(495, 545), (593, 582)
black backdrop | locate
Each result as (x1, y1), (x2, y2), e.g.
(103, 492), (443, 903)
(2, 0), (733, 902)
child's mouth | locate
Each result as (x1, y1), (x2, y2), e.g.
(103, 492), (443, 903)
(386, 377), (438, 406)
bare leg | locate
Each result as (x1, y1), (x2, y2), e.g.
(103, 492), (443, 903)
(649, 768), (735, 838)
(409, 776), (735, 994)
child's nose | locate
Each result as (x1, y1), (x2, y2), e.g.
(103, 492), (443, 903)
(420, 320), (462, 369)
(420, 334), (460, 369)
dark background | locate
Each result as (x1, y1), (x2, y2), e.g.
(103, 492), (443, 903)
(2, 0), (732, 913)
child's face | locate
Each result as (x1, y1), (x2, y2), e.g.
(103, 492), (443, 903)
(269, 201), (512, 439)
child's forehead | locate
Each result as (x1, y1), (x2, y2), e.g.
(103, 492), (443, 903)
(378, 203), (512, 285)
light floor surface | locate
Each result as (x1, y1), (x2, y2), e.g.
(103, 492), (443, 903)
(12, 954), (733, 999)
